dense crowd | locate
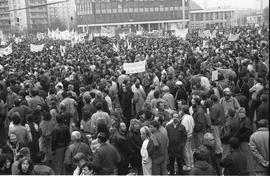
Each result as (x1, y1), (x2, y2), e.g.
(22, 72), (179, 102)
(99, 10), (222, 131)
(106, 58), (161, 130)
(0, 25), (269, 175)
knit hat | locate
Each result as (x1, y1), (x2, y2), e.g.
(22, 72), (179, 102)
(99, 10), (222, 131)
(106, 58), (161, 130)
(223, 88), (232, 95)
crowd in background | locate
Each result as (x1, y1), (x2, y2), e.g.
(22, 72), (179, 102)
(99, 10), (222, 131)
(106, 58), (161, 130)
(0, 25), (268, 175)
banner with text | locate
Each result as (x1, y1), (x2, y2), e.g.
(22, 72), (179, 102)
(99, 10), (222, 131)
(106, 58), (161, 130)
(123, 60), (146, 74)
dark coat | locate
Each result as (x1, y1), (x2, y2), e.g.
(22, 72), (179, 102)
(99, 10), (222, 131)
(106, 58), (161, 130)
(89, 143), (121, 175)
(147, 129), (168, 164)
(189, 161), (216, 175)
(127, 130), (142, 168)
(166, 122), (187, 157)
(235, 93), (249, 114)
(210, 102), (225, 126)
(110, 130), (131, 175)
(220, 149), (248, 175)
(256, 102), (269, 122)
(193, 106), (208, 133)
(51, 123), (70, 151)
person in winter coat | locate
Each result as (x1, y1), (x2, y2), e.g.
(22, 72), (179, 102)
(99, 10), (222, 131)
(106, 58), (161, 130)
(166, 114), (187, 175)
(133, 82), (146, 115)
(147, 120), (168, 175)
(210, 94), (225, 155)
(127, 119), (143, 174)
(220, 137), (248, 175)
(189, 145), (216, 175)
(192, 97), (208, 149)
(256, 94), (269, 123)
(110, 122), (130, 175)
(32, 151), (54, 175)
(88, 132), (121, 175)
(64, 131), (92, 174)
(140, 126), (152, 175)
(249, 119), (269, 175)
(39, 112), (56, 164)
(51, 114), (71, 175)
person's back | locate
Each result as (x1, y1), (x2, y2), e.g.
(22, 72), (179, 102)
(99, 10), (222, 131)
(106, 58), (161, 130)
(33, 164), (54, 175)
(148, 127), (168, 164)
(9, 125), (29, 144)
(221, 137), (248, 175)
(189, 160), (216, 175)
(189, 145), (216, 175)
(90, 132), (120, 175)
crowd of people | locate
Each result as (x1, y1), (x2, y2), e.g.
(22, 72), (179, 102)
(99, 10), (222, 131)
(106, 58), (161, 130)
(0, 25), (269, 175)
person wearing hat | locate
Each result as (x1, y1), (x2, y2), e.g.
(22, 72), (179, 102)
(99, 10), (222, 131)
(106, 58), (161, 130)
(174, 80), (188, 105)
(88, 132), (120, 175)
(220, 88), (241, 117)
(64, 131), (92, 175)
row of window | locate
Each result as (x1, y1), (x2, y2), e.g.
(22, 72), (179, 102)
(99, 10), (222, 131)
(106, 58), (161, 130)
(191, 12), (232, 21)
(78, 4), (187, 15)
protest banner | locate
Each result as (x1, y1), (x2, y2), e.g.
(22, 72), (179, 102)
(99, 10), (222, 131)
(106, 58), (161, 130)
(228, 33), (240, 41)
(30, 44), (44, 52)
(123, 60), (146, 74)
(0, 43), (12, 57)
(174, 28), (188, 39)
(101, 26), (115, 37)
(203, 30), (211, 38)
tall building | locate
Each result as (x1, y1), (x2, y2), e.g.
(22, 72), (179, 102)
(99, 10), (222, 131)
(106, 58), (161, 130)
(190, 0), (235, 29)
(48, 0), (76, 30)
(0, 0), (10, 33)
(8, 0), (48, 34)
(75, 0), (190, 33)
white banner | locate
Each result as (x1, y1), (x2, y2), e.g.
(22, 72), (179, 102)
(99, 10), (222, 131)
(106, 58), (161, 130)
(30, 44), (44, 52)
(101, 27), (115, 37)
(123, 60), (146, 74)
(0, 43), (12, 57)
(228, 33), (240, 41)
(175, 28), (188, 39)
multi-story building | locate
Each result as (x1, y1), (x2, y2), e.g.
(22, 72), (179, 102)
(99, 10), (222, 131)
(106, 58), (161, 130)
(48, 0), (76, 30)
(8, 0), (48, 34)
(75, 0), (190, 33)
(190, 0), (235, 29)
(0, 0), (10, 33)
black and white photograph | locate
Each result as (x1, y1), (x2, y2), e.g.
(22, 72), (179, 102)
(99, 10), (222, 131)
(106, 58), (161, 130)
(0, 0), (268, 175)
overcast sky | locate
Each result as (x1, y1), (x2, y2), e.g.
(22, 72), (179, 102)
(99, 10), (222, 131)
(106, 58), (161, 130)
(194, 0), (269, 10)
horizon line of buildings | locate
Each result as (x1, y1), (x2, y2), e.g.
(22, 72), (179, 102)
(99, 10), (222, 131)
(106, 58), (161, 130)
(0, 0), (267, 35)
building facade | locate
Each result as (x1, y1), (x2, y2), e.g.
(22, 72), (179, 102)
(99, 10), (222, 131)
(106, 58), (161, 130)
(8, 0), (48, 34)
(75, 0), (190, 33)
(48, 0), (76, 30)
(189, 1), (235, 29)
(0, 0), (10, 33)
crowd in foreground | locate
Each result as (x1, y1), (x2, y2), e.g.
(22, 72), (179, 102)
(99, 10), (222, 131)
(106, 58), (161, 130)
(0, 25), (269, 175)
